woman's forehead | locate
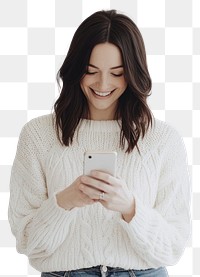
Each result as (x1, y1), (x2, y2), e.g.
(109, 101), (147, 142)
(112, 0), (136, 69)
(89, 43), (123, 69)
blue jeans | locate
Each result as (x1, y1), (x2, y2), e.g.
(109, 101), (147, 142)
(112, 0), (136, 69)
(41, 265), (168, 277)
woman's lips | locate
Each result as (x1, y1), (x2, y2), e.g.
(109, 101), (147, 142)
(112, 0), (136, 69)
(90, 88), (115, 97)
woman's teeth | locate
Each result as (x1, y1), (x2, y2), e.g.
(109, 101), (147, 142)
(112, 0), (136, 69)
(92, 89), (113, 97)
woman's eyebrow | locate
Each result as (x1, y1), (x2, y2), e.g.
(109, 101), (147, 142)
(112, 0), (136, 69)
(88, 63), (123, 69)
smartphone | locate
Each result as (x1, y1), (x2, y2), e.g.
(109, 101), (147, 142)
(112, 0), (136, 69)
(83, 151), (117, 177)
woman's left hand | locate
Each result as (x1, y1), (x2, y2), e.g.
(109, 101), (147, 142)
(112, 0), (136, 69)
(79, 170), (135, 222)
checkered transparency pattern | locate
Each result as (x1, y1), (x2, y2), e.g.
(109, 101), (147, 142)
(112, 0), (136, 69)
(0, 0), (199, 276)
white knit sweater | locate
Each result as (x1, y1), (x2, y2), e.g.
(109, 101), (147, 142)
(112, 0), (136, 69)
(8, 114), (191, 272)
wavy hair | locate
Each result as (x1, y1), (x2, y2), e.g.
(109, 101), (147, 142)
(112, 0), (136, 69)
(54, 9), (153, 153)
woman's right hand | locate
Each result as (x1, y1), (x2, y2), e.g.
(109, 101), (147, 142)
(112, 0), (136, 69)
(56, 176), (96, 210)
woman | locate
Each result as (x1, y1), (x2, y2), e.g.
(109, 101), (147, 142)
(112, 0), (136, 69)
(8, 10), (191, 277)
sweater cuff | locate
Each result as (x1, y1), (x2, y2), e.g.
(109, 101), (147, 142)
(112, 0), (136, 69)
(119, 196), (161, 246)
(34, 193), (77, 226)
(26, 193), (78, 257)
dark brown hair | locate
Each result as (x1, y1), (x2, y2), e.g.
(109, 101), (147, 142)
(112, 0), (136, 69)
(54, 9), (153, 153)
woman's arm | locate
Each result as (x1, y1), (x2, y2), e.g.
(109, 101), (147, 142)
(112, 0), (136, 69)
(119, 130), (191, 267)
(8, 121), (77, 259)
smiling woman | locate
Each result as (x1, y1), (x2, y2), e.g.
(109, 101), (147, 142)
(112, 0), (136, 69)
(54, 9), (153, 153)
(8, 9), (190, 277)
(80, 43), (127, 120)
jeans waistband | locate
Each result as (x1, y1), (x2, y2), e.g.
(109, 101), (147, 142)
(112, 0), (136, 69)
(74, 265), (129, 272)
(42, 265), (167, 276)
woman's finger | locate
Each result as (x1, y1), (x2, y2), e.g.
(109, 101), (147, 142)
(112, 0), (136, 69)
(91, 170), (121, 186)
(80, 175), (112, 193)
(79, 183), (104, 200)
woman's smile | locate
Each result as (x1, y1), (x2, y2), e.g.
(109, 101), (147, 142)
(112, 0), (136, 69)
(90, 88), (116, 98)
(80, 43), (127, 120)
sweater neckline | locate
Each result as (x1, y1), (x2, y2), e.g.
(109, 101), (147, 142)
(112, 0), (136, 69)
(77, 118), (121, 133)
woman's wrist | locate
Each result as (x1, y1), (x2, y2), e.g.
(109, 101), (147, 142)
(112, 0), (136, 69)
(56, 192), (73, 211)
(122, 199), (135, 223)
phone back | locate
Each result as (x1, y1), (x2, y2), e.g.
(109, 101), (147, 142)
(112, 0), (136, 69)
(84, 151), (117, 177)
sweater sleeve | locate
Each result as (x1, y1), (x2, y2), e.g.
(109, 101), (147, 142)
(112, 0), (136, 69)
(119, 129), (191, 267)
(8, 120), (77, 259)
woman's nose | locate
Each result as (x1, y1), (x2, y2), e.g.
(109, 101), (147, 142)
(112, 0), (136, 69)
(96, 74), (110, 91)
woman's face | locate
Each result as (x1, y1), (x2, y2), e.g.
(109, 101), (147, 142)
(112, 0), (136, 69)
(80, 43), (127, 120)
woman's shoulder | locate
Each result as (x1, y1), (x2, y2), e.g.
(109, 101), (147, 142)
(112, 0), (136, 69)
(22, 113), (55, 135)
(19, 113), (57, 149)
(141, 118), (184, 153)
(152, 118), (182, 142)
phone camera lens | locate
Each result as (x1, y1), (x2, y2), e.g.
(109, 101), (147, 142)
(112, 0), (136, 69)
(88, 156), (92, 159)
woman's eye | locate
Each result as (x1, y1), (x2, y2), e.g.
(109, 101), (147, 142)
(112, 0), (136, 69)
(112, 73), (123, 77)
(85, 72), (123, 77)
(86, 71), (97, 75)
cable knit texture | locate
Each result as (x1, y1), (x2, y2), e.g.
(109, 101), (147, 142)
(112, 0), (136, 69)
(8, 114), (191, 272)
